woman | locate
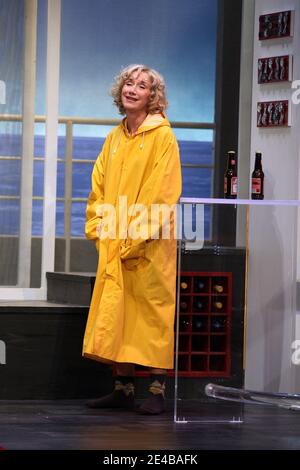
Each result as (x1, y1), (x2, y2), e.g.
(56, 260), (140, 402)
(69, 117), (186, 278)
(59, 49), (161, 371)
(83, 64), (182, 414)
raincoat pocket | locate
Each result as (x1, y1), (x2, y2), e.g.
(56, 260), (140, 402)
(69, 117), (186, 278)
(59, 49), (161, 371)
(122, 257), (145, 270)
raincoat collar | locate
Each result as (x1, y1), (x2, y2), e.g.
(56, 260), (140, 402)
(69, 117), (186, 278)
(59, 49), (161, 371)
(122, 112), (170, 137)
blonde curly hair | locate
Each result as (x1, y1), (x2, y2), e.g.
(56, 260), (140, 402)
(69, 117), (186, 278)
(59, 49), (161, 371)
(111, 64), (168, 115)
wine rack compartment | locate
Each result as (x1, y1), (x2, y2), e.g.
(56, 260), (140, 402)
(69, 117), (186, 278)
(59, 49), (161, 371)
(177, 271), (232, 377)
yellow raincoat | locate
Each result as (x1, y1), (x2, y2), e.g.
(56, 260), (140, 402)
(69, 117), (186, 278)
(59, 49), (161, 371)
(83, 113), (182, 369)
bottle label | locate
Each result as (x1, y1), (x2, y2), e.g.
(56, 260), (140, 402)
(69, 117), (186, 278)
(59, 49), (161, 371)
(252, 178), (262, 194)
(231, 177), (238, 195)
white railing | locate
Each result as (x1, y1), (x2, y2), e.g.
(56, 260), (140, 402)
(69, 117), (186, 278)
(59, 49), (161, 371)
(0, 114), (215, 272)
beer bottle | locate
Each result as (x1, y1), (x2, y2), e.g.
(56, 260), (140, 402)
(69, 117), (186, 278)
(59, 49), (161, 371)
(224, 151), (238, 199)
(251, 151), (264, 200)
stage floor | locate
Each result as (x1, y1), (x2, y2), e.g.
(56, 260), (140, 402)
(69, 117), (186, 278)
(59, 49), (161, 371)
(0, 400), (300, 450)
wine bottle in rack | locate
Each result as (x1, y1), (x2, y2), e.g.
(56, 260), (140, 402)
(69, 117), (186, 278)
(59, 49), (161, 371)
(224, 150), (238, 199)
(211, 317), (226, 332)
(192, 317), (206, 332)
(179, 317), (190, 332)
(213, 284), (224, 293)
(193, 300), (204, 312)
(180, 300), (188, 312)
(213, 301), (223, 310)
(194, 279), (205, 291)
(180, 281), (189, 291)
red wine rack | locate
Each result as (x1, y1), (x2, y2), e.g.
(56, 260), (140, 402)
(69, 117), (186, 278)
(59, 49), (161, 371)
(136, 271), (232, 377)
(176, 271), (232, 377)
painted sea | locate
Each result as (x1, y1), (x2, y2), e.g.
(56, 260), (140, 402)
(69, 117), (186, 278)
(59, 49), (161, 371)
(0, 135), (212, 236)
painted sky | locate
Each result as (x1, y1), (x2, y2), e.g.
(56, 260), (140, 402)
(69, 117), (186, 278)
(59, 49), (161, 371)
(36, 0), (217, 138)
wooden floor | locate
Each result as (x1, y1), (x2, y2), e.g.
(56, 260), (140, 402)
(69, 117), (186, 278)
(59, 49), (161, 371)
(0, 399), (300, 450)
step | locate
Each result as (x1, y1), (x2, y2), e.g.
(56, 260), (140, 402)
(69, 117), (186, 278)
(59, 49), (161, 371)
(0, 301), (111, 399)
(46, 272), (96, 305)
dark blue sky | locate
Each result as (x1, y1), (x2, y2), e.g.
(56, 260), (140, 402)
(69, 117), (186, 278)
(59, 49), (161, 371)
(36, 0), (217, 138)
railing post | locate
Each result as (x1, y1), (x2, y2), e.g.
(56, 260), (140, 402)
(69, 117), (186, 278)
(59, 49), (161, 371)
(40, 0), (61, 292)
(64, 120), (73, 272)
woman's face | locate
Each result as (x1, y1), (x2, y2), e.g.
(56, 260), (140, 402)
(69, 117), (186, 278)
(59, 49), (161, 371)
(121, 71), (151, 114)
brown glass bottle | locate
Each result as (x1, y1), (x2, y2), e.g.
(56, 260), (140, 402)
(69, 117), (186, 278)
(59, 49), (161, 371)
(224, 151), (238, 199)
(251, 152), (264, 200)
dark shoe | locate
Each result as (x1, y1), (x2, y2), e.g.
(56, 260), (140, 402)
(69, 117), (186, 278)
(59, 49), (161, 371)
(137, 393), (165, 415)
(86, 389), (135, 409)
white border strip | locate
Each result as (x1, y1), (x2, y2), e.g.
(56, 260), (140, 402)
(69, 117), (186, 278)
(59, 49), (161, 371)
(0, 287), (46, 301)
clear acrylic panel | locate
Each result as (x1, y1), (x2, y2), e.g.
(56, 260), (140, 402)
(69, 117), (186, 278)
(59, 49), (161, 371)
(174, 199), (299, 423)
(0, 0), (24, 286)
(0, 1), (48, 289)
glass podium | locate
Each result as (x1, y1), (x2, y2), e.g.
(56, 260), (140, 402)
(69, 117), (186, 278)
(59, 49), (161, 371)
(174, 198), (299, 423)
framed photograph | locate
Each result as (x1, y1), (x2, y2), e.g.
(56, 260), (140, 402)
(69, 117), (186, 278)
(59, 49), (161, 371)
(258, 55), (293, 84)
(257, 100), (291, 128)
(259, 10), (294, 40)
